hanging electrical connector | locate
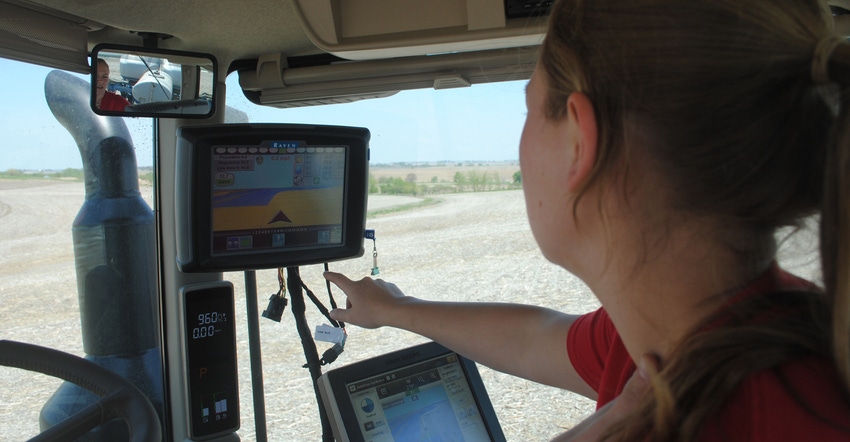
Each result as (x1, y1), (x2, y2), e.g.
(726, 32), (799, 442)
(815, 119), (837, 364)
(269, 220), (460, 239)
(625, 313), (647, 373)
(320, 341), (345, 365)
(365, 229), (379, 276)
(315, 323), (347, 365)
(262, 268), (288, 322)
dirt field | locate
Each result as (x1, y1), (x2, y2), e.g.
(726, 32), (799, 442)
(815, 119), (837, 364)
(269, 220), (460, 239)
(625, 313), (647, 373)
(0, 177), (821, 440)
(0, 178), (599, 441)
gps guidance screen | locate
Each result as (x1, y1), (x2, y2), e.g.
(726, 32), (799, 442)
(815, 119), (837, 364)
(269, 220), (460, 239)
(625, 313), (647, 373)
(211, 143), (347, 256)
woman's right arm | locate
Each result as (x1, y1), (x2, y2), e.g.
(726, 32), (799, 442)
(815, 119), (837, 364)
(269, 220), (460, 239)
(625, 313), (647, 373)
(324, 272), (597, 399)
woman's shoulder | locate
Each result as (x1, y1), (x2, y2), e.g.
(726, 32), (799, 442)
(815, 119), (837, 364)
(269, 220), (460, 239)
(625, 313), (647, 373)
(706, 355), (850, 441)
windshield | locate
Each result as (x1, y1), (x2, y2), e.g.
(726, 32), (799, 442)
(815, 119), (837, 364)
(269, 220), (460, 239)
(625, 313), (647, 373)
(0, 57), (822, 440)
(219, 74), (607, 440)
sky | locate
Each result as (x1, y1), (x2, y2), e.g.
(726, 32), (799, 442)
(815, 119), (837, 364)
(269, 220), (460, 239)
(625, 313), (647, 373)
(0, 58), (529, 171)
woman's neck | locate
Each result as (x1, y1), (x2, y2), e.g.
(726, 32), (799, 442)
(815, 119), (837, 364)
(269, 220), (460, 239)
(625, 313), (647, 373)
(583, 220), (773, 365)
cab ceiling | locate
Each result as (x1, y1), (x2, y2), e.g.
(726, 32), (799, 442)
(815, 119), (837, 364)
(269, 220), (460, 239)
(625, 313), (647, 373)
(3, 0), (549, 69)
(2, 0), (319, 68)
(5, 0), (849, 109)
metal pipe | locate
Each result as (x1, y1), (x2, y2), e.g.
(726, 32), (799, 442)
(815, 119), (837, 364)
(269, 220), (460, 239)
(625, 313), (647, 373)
(244, 270), (269, 442)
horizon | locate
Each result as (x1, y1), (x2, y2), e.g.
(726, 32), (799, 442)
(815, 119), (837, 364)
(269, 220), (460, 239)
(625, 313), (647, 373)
(3, 159), (521, 174)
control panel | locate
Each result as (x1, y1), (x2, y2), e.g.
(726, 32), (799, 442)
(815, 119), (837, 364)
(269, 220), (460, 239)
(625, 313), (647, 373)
(180, 282), (240, 439)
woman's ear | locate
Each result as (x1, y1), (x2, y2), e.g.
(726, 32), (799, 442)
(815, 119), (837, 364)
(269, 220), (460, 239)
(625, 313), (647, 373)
(566, 92), (599, 191)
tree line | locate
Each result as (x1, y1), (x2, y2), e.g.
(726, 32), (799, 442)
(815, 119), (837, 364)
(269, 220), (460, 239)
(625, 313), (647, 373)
(371, 169), (522, 196)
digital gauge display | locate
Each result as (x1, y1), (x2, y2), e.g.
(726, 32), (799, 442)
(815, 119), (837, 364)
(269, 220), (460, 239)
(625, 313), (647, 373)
(191, 311), (228, 340)
(182, 282), (239, 438)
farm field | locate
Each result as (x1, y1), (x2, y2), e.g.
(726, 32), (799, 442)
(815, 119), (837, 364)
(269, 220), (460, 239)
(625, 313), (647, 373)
(0, 175), (821, 440)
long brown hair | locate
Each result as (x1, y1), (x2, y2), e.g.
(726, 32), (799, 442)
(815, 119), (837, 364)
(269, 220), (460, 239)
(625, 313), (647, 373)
(539, 0), (850, 438)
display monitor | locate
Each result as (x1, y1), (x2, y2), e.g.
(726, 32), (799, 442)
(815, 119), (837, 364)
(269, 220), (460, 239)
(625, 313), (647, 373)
(318, 342), (506, 442)
(176, 124), (370, 272)
(180, 282), (239, 438)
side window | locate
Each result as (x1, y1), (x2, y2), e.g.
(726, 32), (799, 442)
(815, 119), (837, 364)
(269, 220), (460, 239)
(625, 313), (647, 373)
(0, 58), (157, 439)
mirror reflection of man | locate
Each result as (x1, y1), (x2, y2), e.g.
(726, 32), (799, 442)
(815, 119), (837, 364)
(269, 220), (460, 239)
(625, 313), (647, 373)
(95, 58), (130, 111)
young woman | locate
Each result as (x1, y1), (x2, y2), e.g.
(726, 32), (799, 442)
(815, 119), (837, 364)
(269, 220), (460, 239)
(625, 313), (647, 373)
(325, 0), (850, 439)
(95, 58), (130, 111)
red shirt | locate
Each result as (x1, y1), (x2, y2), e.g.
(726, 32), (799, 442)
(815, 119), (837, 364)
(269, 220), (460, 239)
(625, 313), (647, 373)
(99, 91), (130, 111)
(567, 265), (850, 440)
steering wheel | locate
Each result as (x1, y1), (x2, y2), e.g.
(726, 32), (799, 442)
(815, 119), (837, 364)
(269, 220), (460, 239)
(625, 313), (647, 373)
(0, 340), (161, 442)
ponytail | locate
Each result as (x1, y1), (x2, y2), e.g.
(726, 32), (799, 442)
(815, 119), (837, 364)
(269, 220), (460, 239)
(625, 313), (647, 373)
(820, 39), (850, 395)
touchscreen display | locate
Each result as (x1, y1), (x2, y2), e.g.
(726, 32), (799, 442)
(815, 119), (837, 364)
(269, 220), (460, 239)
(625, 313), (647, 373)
(345, 353), (492, 441)
(211, 143), (347, 256)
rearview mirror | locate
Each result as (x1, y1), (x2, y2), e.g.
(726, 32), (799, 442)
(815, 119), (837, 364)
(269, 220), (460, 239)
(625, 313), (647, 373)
(91, 44), (217, 118)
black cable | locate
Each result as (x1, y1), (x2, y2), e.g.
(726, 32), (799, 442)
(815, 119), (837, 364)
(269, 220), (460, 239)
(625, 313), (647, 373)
(302, 281), (341, 329)
(286, 267), (334, 442)
(324, 262), (345, 328)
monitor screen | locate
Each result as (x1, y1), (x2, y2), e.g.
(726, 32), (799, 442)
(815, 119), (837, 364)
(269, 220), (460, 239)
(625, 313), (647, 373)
(318, 342), (505, 442)
(176, 124), (370, 272)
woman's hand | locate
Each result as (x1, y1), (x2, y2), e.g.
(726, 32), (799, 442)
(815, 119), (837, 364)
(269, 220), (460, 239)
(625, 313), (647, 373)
(552, 354), (659, 441)
(324, 272), (412, 329)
